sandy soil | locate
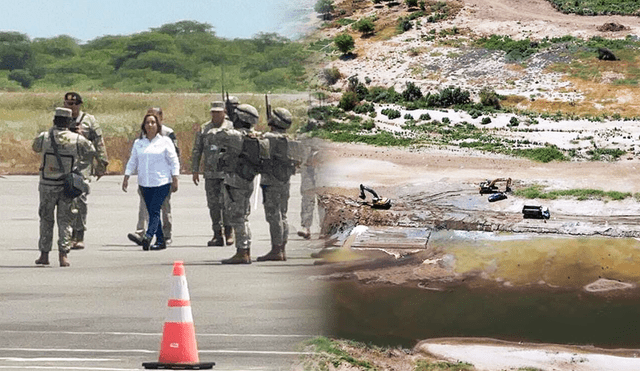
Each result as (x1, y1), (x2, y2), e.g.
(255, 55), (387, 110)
(309, 1), (640, 370)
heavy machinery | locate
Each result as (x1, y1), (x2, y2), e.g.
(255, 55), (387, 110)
(479, 178), (512, 194)
(522, 205), (550, 219)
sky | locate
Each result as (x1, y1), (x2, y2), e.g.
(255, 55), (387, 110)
(0, 0), (318, 42)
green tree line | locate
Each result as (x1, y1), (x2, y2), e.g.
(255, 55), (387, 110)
(0, 20), (312, 93)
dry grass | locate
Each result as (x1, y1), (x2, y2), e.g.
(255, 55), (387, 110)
(0, 92), (311, 175)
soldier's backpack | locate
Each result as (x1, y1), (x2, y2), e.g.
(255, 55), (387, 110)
(264, 135), (303, 182)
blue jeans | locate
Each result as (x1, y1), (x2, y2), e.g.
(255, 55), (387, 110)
(139, 183), (171, 244)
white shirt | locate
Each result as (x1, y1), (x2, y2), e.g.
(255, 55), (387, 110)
(125, 134), (180, 187)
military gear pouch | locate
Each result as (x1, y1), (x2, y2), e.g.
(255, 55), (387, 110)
(49, 129), (88, 199)
(236, 137), (262, 181)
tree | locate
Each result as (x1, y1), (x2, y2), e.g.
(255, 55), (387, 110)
(0, 32), (33, 70)
(334, 33), (355, 55)
(153, 21), (214, 36)
(8, 69), (34, 88)
(315, 0), (335, 20)
(353, 18), (375, 36)
(32, 35), (80, 58)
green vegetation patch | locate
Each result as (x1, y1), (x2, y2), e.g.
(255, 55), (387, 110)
(301, 337), (376, 370)
(415, 360), (474, 371)
(515, 185), (632, 201)
(545, 0), (640, 15)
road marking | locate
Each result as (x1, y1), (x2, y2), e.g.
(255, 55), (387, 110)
(0, 358), (116, 362)
(0, 367), (136, 370)
(0, 348), (316, 356)
(0, 330), (314, 338)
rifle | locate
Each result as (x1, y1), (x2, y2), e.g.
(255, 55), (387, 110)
(221, 65), (234, 122)
(265, 94), (272, 122)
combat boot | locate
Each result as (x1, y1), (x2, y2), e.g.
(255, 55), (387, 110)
(224, 226), (234, 246)
(35, 251), (50, 265)
(59, 251), (70, 267)
(221, 249), (251, 264)
(207, 228), (224, 247)
(71, 230), (85, 250)
(297, 227), (311, 240)
(257, 244), (286, 262)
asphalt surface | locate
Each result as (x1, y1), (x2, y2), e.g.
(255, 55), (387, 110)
(0, 174), (329, 371)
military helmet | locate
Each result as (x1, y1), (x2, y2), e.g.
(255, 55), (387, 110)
(235, 104), (259, 127)
(269, 107), (293, 129)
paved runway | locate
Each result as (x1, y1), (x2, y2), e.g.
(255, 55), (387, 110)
(0, 175), (329, 370)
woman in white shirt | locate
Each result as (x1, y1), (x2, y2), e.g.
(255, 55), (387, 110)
(122, 113), (180, 250)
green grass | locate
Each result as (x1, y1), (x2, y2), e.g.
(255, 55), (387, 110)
(514, 185), (633, 201)
(415, 360), (474, 371)
(301, 337), (376, 370)
(545, 0), (640, 15)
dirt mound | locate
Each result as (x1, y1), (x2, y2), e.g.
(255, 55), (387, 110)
(597, 22), (628, 32)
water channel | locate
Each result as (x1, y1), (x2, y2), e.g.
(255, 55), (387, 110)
(326, 232), (640, 349)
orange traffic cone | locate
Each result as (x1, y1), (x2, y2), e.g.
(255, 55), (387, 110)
(143, 261), (214, 370)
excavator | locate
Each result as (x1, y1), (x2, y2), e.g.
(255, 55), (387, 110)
(479, 178), (512, 194)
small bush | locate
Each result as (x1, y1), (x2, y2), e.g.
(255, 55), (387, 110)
(404, 113), (414, 120)
(334, 33), (355, 55)
(481, 117), (492, 124)
(338, 91), (360, 111)
(419, 113), (431, 120)
(479, 86), (501, 109)
(402, 81), (423, 102)
(381, 108), (401, 119)
(323, 67), (341, 85)
(508, 116), (520, 126)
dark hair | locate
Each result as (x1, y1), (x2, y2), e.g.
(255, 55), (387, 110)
(64, 92), (82, 104)
(147, 107), (163, 121)
(140, 113), (162, 136)
(54, 116), (71, 128)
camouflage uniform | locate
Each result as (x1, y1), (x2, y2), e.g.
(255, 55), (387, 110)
(192, 118), (234, 244)
(256, 107), (303, 261)
(219, 104), (266, 264)
(70, 110), (108, 244)
(298, 136), (323, 238)
(135, 125), (178, 240)
(33, 123), (95, 263)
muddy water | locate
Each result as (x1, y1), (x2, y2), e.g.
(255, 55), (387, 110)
(327, 233), (640, 348)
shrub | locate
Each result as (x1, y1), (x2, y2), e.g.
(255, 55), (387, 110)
(402, 81), (423, 102)
(479, 86), (501, 109)
(397, 17), (413, 33)
(323, 67), (341, 85)
(517, 146), (566, 163)
(362, 119), (375, 130)
(353, 102), (375, 114)
(334, 33), (355, 55)
(338, 91), (360, 111)
(508, 116), (520, 126)
(419, 113), (431, 120)
(405, 0), (418, 7)
(353, 18), (375, 36)
(404, 113), (414, 120)
(381, 108), (401, 119)
(8, 69), (34, 88)
(481, 117), (492, 124)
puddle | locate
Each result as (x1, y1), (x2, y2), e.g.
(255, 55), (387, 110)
(327, 233), (640, 348)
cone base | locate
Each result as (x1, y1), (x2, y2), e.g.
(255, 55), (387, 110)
(142, 361), (215, 369)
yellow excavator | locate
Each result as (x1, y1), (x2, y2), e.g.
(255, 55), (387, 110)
(479, 178), (512, 194)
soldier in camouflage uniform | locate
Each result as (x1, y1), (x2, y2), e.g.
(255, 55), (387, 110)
(219, 104), (266, 264)
(257, 108), (300, 262)
(192, 101), (235, 246)
(33, 107), (96, 267)
(63, 92), (109, 250)
(297, 135), (323, 240)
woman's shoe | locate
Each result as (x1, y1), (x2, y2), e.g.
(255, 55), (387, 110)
(150, 242), (166, 250)
(141, 235), (152, 251)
